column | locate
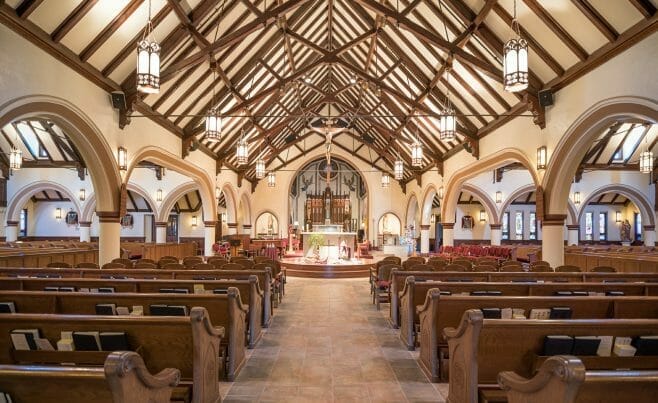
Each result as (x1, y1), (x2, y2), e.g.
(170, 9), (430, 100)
(420, 224), (430, 255)
(226, 223), (238, 235)
(442, 223), (454, 247)
(79, 221), (91, 242)
(97, 212), (121, 265)
(644, 225), (656, 247)
(204, 221), (217, 256)
(155, 222), (167, 244)
(242, 224), (252, 237)
(5, 221), (18, 242)
(541, 215), (566, 267)
(490, 224), (502, 246)
(566, 225), (579, 246)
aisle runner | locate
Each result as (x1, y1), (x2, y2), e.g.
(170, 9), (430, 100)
(222, 278), (447, 402)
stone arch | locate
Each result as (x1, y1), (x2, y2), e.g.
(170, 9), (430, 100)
(80, 183), (159, 223)
(405, 192), (420, 229)
(543, 96), (658, 217)
(0, 95), (121, 213)
(497, 184), (535, 224)
(220, 183), (238, 224)
(238, 192), (252, 227)
(420, 184), (440, 226)
(7, 181), (81, 222)
(125, 146), (216, 223)
(576, 184), (654, 227)
(157, 182), (199, 223)
(462, 183), (499, 225)
(377, 211), (402, 237)
(254, 209), (279, 235)
(441, 148), (539, 224)
(81, 192), (97, 223)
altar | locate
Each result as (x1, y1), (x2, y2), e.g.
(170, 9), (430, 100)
(302, 224), (357, 261)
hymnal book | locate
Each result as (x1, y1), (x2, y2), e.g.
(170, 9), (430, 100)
(116, 306), (130, 316)
(95, 303), (117, 315)
(470, 291), (487, 296)
(439, 291), (452, 296)
(99, 332), (129, 351)
(572, 336), (601, 355)
(194, 284), (206, 294)
(512, 308), (525, 318)
(167, 305), (188, 316)
(486, 291), (502, 296)
(501, 308), (513, 319)
(159, 288), (176, 294)
(173, 289), (189, 294)
(57, 338), (74, 351)
(98, 287), (115, 293)
(512, 279), (537, 283)
(632, 335), (658, 356)
(78, 288), (90, 292)
(572, 291), (588, 296)
(415, 278), (427, 282)
(605, 291), (625, 296)
(549, 307), (573, 319)
(72, 331), (101, 351)
(213, 288), (229, 294)
(554, 291), (573, 296)
(130, 306), (144, 316)
(613, 343), (636, 357)
(10, 329), (40, 350)
(35, 338), (55, 351)
(543, 335), (574, 355)
(481, 308), (502, 319)
(603, 280), (626, 283)
(58, 287), (75, 292)
(596, 336), (614, 356)
(149, 304), (169, 316)
(0, 302), (16, 313)
(529, 309), (551, 320)
(44, 287), (59, 292)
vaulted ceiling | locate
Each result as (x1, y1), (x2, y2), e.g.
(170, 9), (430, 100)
(2, 0), (656, 185)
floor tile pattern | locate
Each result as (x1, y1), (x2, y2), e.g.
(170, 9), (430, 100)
(221, 277), (448, 402)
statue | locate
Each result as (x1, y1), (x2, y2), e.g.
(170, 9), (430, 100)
(620, 219), (632, 243)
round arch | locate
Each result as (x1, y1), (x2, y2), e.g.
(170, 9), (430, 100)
(7, 181), (82, 222)
(441, 148), (539, 224)
(405, 192), (420, 229)
(80, 183), (159, 223)
(238, 192), (252, 227)
(125, 146), (216, 223)
(462, 183), (499, 225)
(254, 210), (279, 236)
(220, 183), (238, 224)
(377, 211), (402, 241)
(0, 95), (121, 213)
(543, 96), (658, 217)
(420, 184), (440, 226)
(576, 184), (655, 227)
(157, 182), (200, 223)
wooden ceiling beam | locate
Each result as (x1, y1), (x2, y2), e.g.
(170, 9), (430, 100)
(15, 0), (43, 18)
(51, 0), (99, 42)
(628, 0), (657, 18)
(570, 0), (618, 42)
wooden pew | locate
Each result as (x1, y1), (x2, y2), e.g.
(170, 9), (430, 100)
(416, 287), (658, 382)
(442, 310), (658, 402)
(0, 285), (249, 379)
(0, 267), (274, 327)
(0, 307), (223, 402)
(0, 273), (267, 339)
(0, 351), (180, 403)
(498, 355), (658, 403)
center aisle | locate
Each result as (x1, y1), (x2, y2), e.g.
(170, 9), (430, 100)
(221, 278), (448, 402)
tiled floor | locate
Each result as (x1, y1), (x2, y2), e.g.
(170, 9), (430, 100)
(221, 277), (448, 402)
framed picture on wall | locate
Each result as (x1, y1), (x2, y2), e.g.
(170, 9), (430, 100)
(462, 215), (474, 229)
(121, 214), (134, 228)
(65, 210), (78, 226)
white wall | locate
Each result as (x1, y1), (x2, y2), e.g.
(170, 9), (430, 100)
(453, 203), (491, 240)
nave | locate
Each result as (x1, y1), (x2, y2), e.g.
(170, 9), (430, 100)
(222, 278), (447, 403)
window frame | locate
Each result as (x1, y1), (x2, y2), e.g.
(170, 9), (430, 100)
(585, 212), (593, 241)
(598, 212), (607, 241)
(529, 212), (537, 240)
(502, 212), (510, 240)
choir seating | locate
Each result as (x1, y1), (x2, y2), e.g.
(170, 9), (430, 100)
(0, 351), (181, 403)
(442, 310), (658, 402)
(0, 307), (224, 402)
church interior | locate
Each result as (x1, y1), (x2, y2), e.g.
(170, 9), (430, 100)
(0, 0), (657, 401)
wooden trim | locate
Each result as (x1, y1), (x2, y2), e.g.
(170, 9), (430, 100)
(96, 211), (121, 223)
(489, 224), (502, 230)
(79, 221), (92, 228)
(566, 224), (580, 230)
(441, 223), (455, 229)
(6, 221), (19, 226)
(543, 214), (567, 226)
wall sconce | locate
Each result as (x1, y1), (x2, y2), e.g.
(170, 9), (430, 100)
(537, 146), (547, 169)
(78, 188), (86, 202)
(616, 211), (622, 223)
(495, 191), (502, 204)
(221, 212), (227, 222)
(215, 187), (221, 199)
(117, 146), (127, 171)
(267, 172), (276, 187)
(191, 216), (198, 228)
(573, 191), (581, 205)
(156, 189), (163, 202)
(55, 208), (62, 222)
(381, 172), (390, 188)
(430, 214), (435, 224)
(479, 210), (486, 222)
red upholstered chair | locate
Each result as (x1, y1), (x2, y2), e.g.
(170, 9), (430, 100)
(372, 263), (396, 310)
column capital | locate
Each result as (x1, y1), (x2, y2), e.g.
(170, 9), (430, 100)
(566, 224), (580, 230)
(420, 224), (430, 230)
(96, 211), (121, 223)
(79, 221), (92, 228)
(155, 222), (167, 227)
(5, 221), (18, 227)
(489, 224), (502, 230)
(644, 225), (656, 231)
(204, 221), (218, 227)
(441, 222), (455, 229)
(226, 222), (238, 229)
(542, 214), (567, 226)
(242, 224), (252, 229)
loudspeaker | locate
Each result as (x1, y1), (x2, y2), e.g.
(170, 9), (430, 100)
(111, 91), (126, 110)
(538, 89), (554, 107)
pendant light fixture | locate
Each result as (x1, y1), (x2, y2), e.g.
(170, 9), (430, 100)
(9, 147), (22, 171)
(573, 191), (581, 205)
(503, 0), (528, 92)
(495, 191), (503, 204)
(437, 2), (456, 141)
(267, 172), (276, 187)
(394, 159), (404, 180)
(255, 159), (266, 179)
(640, 135), (654, 174)
(136, 0), (160, 94)
(411, 118), (423, 167)
(381, 172), (390, 188)
(236, 131), (248, 165)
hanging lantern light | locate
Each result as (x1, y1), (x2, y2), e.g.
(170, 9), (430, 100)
(236, 138), (248, 165)
(394, 159), (404, 180)
(439, 108), (456, 141)
(640, 150), (653, 173)
(267, 172), (276, 187)
(9, 147), (22, 171)
(503, 0), (528, 92)
(255, 159), (266, 179)
(573, 191), (581, 205)
(205, 109), (221, 142)
(136, 0), (160, 94)
(381, 172), (390, 188)
(411, 141), (423, 167)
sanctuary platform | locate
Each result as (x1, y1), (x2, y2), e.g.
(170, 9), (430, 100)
(280, 257), (375, 278)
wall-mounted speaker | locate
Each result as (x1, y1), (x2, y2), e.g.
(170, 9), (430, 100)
(538, 89), (554, 107)
(111, 91), (126, 110)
